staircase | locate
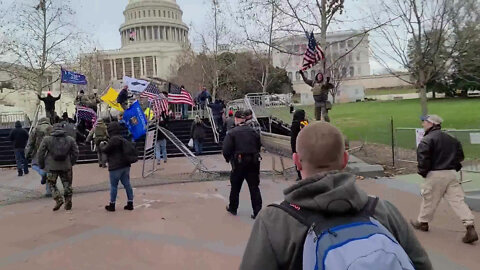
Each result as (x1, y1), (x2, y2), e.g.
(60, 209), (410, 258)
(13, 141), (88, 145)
(0, 118), (223, 167)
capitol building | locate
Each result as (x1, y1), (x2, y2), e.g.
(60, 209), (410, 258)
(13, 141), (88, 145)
(97, 0), (190, 83)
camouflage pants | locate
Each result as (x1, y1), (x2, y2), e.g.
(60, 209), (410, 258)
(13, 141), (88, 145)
(47, 170), (73, 203)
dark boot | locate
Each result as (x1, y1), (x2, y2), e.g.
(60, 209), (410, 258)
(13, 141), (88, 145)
(53, 200), (64, 211)
(410, 220), (429, 231)
(226, 205), (237, 216)
(462, 225), (479, 244)
(64, 198), (72, 211)
(105, 202), (115, 212)
(124, 201), (134, 211)
(18, 170), (23, 177)
(41, 175), (46, 185)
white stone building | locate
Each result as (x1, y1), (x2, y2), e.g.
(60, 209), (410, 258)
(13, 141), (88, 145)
(272, 30), (371, 104)
(96, 0), (190, 83)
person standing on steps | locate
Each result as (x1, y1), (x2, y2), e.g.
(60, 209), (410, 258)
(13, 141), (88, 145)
(27, 117), (53, 197)
(299, 70), (332, 122)
(117, 85), (132, 110)
(37, 90), (61, 124)
(223, 110), (262, 219)
(86, 118), (109, 168)
(37, 123), (79, 211)
(155, 118), (168, 165)
(411, 114), (478, 244)
(102, 122), (136, 212)
(9, 121), (29, 177)
(190, 115), (208, 155)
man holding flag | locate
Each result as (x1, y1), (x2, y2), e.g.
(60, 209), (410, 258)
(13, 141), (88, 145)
(299, 32), (332, 122)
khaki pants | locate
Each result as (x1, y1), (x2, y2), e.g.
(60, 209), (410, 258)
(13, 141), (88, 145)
(418, 170), (474, 226)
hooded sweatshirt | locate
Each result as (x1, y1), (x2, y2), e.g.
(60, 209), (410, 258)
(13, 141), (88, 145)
(9, 121), (29, 149)
(102, 122), (132, 171)
(27, 118), (53, 159)
(240, 172), (433, 270)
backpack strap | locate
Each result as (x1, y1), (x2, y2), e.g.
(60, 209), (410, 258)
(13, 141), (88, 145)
(268, 201), (313, 227)
(363, 196), (379, 217)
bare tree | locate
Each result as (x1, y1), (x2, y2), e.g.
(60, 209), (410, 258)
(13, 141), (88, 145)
(371, 0), (455, 115)
(1, 0), (83, 97)
(329, 55), (353, 103)
(78, 48), (108, 93)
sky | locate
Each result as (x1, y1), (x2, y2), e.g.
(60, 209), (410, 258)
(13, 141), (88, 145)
(1, 0), (404, 74)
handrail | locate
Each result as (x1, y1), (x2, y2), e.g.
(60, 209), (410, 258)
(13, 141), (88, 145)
(29, 105), (42, 136)
(244, 96), (259, 123)
(205, 100), (220, 144)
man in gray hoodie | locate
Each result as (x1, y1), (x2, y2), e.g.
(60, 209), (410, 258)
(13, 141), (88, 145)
(240, 122), (432, 270)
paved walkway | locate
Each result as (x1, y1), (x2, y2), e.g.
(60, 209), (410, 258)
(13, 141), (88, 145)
(0, 175), (478, 269)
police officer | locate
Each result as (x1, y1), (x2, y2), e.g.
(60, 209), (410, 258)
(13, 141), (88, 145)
(223, 110), (262, 219)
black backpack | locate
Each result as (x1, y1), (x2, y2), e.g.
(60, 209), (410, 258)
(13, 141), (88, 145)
(122, 139), (138, 164)
(50, 136), (71, 161)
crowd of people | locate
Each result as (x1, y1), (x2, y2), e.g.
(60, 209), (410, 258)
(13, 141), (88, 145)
(6, 82), (478, 269)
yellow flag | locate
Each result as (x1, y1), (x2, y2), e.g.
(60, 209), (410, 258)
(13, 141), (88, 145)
(101, 88), (124, 112)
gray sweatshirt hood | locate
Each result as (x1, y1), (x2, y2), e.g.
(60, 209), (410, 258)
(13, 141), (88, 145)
(284, 171), (369, 214)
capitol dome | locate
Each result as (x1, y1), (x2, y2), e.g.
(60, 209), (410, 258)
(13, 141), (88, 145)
(119, 0), (189, 48)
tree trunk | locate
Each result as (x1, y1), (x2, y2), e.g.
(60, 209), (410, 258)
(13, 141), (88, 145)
(320, 0), (327, 76)
(420, 84), (428, 116)
(262, 1), (275, 94)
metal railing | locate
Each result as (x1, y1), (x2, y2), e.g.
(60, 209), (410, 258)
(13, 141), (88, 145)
(158, 126), (209, 173)
(0, 111), (26, 128)
(29, 105), (42, 136)
(205, 100), (220, 144)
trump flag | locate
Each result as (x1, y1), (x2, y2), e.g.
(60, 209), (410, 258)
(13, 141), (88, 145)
(123, 100), (148, 140)
(61, 68), (88, 85)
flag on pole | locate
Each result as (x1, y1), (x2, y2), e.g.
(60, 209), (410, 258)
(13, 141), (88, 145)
(301, 32), (325, 71)
(101, 88), (124, 112)
(129, 30), (136, 41)
(140, 83), (169, 118)
(61, 68), (88, 85)
(123, 76), (150, 93)
(123, 100), (148, 140)
(168, 83), (195, 106)
(76, 106), (97, 124)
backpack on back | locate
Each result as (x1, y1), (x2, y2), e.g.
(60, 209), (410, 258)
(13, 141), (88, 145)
(122, 139), (138, 164)
(50, 136), (71, 161)
(270, 197), (414, 270)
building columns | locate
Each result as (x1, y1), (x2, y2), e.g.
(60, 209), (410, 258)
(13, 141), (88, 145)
(122, 58), (126, 77)
(131, 58), (135, 78)
(140, 57), (144, 77)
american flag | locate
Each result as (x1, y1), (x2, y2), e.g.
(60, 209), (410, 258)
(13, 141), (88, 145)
(129, 30), (136, 41)
(140, 82), (169, 117)
(301, 32), (325, 71)
(76, 106), (97, 123)
(168, 83), (195, 106)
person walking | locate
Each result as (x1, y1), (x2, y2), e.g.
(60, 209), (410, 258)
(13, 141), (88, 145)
(225, 110), (236, 133)
(37, 91), (61, 124)
(290, 109), (308, 180)
(196, 86), (211, 118)
(37, 123), (79, 211)
(411, 115), (478, 244)
(102, 122), (136, 212)
(27, 117), (53, 197)
(190, 115), (208, 155)
(299, 70), (332, 122)
(155, 119), (168, 164)
(207, 99), (225, 134)
(223, 110), (262, 219)
(240, 122), (432, 270)
(9, 121), (29, 176)
(86, 119), (109, 168)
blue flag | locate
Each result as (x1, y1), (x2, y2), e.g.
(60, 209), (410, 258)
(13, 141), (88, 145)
(123, 100), (148, 140)
(61, 68), (88, 85)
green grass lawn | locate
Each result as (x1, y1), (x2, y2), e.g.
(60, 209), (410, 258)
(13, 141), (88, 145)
(269, 98), (480, 159)
(365, 87), (417, 96)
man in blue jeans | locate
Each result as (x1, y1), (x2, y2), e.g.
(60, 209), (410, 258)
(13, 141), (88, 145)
(102, 122), (135, 212)
(9, 121), (29, 176)
(155, 120), (168, 164)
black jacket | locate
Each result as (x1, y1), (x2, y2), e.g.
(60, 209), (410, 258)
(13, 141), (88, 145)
(208, 102), (225, 118)
(223, 125), (261, 162)
(38, 94), (61, 111)
(417, 126), (464, 177)
(157, 121), (167, 141)
(117, 89), (131, 104)
(190, 121), (208, 141)
(9, 126), (29, 149)
(102, 122), (132, 171)
(290, 110), (306, 153)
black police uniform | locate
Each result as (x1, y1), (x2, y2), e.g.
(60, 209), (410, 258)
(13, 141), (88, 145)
(222, 124), (262, 217)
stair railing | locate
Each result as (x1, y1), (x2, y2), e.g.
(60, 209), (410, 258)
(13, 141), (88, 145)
(205, 100), (220, 144)
(29, 104), (42, 137)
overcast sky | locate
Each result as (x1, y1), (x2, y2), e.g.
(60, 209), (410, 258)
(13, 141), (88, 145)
(1, 0), (403, 74)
